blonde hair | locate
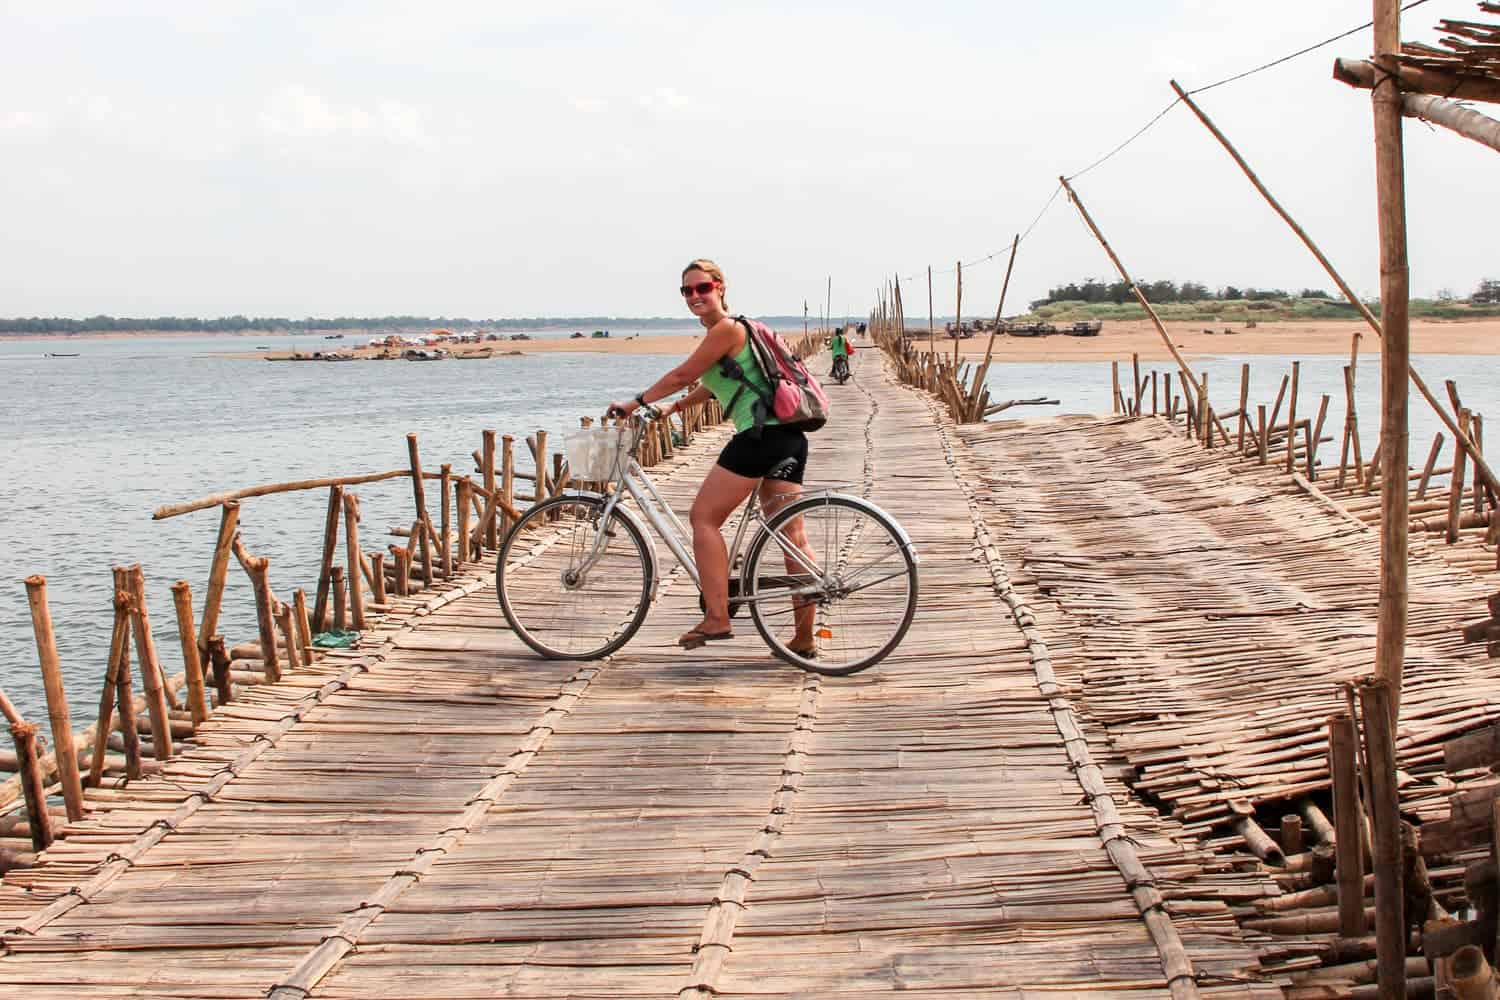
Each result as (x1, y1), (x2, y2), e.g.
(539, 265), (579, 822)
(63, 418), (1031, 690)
(682, 258), (728, 311)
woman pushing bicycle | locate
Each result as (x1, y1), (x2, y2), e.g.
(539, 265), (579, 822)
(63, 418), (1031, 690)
(608, 259), (818, 654)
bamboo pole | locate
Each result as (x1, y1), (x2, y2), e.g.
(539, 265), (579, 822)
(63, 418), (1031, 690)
(1285, 361), (1300, 472)
(1309, 395), (1332, 479)
(231, 539), (281, 684)
(113, 569), (142, 777)
(1416, 434), (1445, 500)
(342, 491), (365, 630)
(331, 565), (346, 632)
(312, 485), (343, 632)
(1474, 414), (1487, 515)
(455, 477), (471, 567)
(482, 430), (498, 549)
(1371, 0), (1410, 711)
(11, 722), (52, 851)
(370, 551), (387, 603)
(501, 434), (515, 527)
(439, 463), (452, 577)
(1358, 677), (1405, 998)
(276, 603), (302, 673)
(153, 468), (412, 520)
(1258, 405), (1270, 464)
(90, 593), (130, 786)
(1450, 410), (1472, 544)
(169, 581), (209, 727)
(406, 434), (434, 587)
(1173, 78), (1495, 506)
(207, 635), (232, 707)
(295, 590), (316, 659)
(1329, 712), (1367, 937)
(197, 501), (240, 660)
(23, 576), (84, 821)
(1112, 363), (1121, 415)
(1335, 56), (1500, 103)
(1199, 373), (1210, 447)
(124, 565), (175, 759)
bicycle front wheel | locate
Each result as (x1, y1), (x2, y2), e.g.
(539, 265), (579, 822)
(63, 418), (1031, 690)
(496, 495), (654, 659)
(743, 494), (917, 675)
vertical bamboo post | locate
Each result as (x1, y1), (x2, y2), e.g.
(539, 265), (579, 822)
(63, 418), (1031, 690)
(1371, 0), (1411, 714)
(926, 265), (934, 360)
(169, 581), (209, 727)
(1151, 371), (1159, 415)
(369, 552), (387, 604)
(1358, 678), (1404, 998)
(91, 593), (131, 786)
(482, 430), (498, 549)
(1473, 414), (1487, 515)
(1343, 366), (1366, 486)
(331, 565), (346, 633)
(124, 565), (174, 760)
(113, 569), (142, 777)
(1329, 712), (1366, 936)
(953, 260), (962, 368)
(341, 491), (365, 630)
(276, 603), (302, 673)
(1131, 353), (1143, 415)
(455, 477), (471, 569)
(1280, 814), (1305, 856)
(501, 434), (516, 523)
(11, 722), (53, 851)
(1111, 362), (1121, 414)
(406, 434), (434, 587)
(1285, 361), (1300, 472)
(198, 500), (240, 659)
(439, 463), (452, 577)
(293, 589), (313, 661)
(1199, 373), (1210, 447)
(1237, 364), (1250, 452)
(207, 635), (232, 707)
(23, 576), (84, 821)
(1449, 409), (1472, 544)
(1258, 405), (1269, 464)
(312, 485), (343, 631)
(230, 541), (281, 684)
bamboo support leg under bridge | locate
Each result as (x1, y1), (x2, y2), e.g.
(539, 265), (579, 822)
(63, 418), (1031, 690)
(0, 363), (1286, 997)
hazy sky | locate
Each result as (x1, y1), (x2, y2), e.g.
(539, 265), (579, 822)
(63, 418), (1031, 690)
(2, 1), (1494, 320)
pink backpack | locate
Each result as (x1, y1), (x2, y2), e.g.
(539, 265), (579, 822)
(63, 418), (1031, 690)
(724, 316), (830, 433)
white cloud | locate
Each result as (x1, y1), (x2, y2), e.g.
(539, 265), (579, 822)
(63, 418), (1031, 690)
(257, 85), (432, 148)
(570, 97), (609, 114)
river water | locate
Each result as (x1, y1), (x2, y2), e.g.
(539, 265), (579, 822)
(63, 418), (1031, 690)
(1, 334), (1496, 723)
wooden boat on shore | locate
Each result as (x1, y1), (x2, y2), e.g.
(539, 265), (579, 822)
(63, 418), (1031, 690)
(455, 348), (494, 359)
(1064, 320), (1103, 337)
(45, 352), (80, 358)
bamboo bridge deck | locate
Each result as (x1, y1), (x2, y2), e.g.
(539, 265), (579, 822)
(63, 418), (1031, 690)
(5, 361), (1500, 997)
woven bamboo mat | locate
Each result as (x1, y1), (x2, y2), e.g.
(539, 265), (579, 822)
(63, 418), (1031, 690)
(956, 412), (1500, 839)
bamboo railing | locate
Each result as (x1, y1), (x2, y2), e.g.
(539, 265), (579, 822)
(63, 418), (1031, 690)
(0, 340), (821, 867)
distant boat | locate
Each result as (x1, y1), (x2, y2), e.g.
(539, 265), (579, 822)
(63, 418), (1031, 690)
(323, 333), (344, 340)
(255, 345), (271, 349)
(45, 352), (80, 358)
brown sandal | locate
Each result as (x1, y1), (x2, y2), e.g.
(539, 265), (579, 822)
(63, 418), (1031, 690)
(678, 628), (734, 650)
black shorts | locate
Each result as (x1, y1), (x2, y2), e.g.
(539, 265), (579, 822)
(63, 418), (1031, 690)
(716, 425), (808, 483)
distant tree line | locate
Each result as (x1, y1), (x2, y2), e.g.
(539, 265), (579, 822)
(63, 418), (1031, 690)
(1032, 277), (1499, 308)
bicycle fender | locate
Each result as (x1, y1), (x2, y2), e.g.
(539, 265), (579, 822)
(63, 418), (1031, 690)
(571, 490), (664, 602)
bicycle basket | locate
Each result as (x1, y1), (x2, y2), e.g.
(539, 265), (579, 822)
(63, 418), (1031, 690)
(564, 426), (631, 481)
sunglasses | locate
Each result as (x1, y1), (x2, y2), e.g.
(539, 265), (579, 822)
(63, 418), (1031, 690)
(680, 281), (718, 297)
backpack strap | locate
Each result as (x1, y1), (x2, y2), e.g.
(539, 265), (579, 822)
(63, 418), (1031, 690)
(719, 322), (774, 436)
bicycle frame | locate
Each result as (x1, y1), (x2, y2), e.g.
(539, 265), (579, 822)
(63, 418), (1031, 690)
(574, 418), (830, 604)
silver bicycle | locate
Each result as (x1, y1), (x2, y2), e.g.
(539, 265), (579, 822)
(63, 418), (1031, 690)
(495, 407), (918, 675)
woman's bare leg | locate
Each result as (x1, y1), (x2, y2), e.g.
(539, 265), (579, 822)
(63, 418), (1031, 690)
(760, 480), (817, 650)
(687, 465), (758, 637)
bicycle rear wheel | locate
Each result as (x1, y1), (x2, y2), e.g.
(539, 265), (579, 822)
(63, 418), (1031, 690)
(496, 495), (653, 659)
(743, 494), (917, 675)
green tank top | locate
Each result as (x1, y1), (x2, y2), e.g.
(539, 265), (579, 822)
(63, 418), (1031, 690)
(831, 334), (849, 358)
(699, 335), (778, 434)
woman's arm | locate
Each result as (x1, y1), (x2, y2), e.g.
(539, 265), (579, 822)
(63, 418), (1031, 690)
(665, 384), (713, 414)
(611, 318), (742, 414)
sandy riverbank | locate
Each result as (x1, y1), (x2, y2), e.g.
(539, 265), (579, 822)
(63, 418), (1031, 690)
(906, 317), (1500, 363)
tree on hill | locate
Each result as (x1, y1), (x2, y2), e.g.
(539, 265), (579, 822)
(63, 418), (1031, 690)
(1473, 279), (1500, 304)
